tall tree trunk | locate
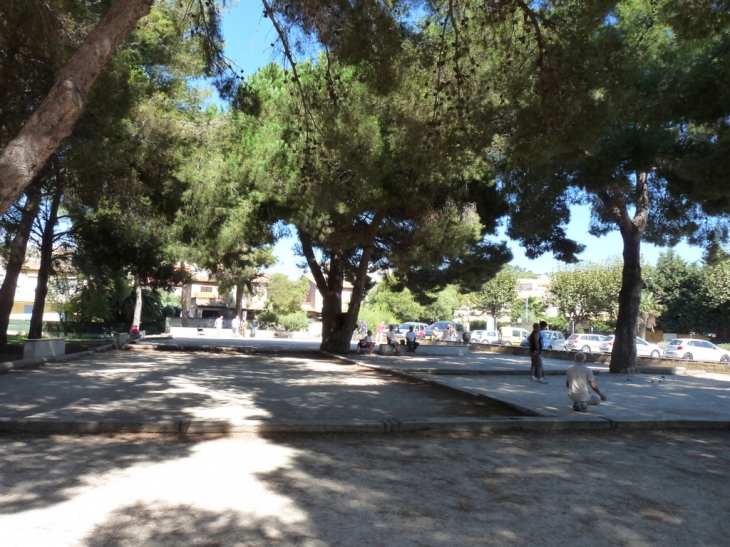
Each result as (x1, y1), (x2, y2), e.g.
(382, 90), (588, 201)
(0, 0), (154, 215)
(299, 209), (386, 353)
(180, 261), (190, 327)
(235, 284), (243, 319)
(132, 277), (143, 330)
(0, 179), (44, 347)
(601, 173), (649, 374)
(28, 187), (62, 339)
(300, 235), (344, 351)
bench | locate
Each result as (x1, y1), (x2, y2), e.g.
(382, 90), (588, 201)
(378, 343), (403, 355)
(23, 338), (66, 360)
(415, 343), (470, 356)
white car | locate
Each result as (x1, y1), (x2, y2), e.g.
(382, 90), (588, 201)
(398, 322), (429, 339)
(663, 339), (730, 363)
(600, 335), (662, 358)
(564, 333), (608, 354)
(470, 330), (500, 344)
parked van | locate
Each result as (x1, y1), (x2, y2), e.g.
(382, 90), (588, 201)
(500, 326), (530, 346)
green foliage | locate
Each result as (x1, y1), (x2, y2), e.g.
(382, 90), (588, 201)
(368, 279), (425, 322)
(356, 306), (395, 330)
(547, 260), (624, 324)
(652, 250), (730, 336)
(589, 319), (616, 334)
(366, 278), (461, 322)
(279, 312), (309, 332)
(268, 274), (309, 315)
(511, 296), (547, 324)
(159, 291), (181, 309)
(65, 278), (114, 323)
(469, 320), (486, 330)
(423, 285), (461, 322)
(258, 310), (278, 328)
(546, 315), (568, 333)
(467, 270), (518, 321)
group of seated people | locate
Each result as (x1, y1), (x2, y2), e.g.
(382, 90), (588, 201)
(358, 325), (420, 355)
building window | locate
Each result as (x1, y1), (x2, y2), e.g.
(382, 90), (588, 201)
(200, 286), (214, 292)
(24, 305), (34, 314)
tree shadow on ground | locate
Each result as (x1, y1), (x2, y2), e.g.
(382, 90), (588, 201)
(84, 503), (310, 547)
(0, 433), (217, 515)
(75, 430), (730, 547)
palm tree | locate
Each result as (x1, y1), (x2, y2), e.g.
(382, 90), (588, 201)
(638, 291), (663, 339)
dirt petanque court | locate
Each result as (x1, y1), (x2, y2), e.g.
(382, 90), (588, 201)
(1, 345), (729, 546)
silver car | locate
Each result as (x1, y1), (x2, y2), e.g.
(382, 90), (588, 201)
(663, 339), (730, 363)
(565, 333), (608, 354)
(599, 335), (662, 358)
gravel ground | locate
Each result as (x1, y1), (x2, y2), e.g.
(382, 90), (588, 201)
(1, 429), (729, 546)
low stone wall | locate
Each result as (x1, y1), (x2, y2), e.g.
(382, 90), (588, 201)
(167, 327), (314, 339)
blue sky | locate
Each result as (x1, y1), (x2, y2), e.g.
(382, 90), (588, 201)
(216, 1), (704, 278)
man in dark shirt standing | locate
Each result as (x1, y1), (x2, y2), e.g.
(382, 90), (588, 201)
(529, 322), (548, 384)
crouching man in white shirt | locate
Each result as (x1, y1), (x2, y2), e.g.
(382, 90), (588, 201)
(566, 352), (607, 412)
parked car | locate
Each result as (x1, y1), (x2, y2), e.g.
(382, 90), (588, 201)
(599, 335), (662, 358)
(470, 330), (501, 344)
(499, 326), (530, 346)
(663, 339), (730, 362)
(398, 322), (428, 339)
(564, 333), (609, 354)
(423, 321), (465, 339)
(519, 330), (566, 351)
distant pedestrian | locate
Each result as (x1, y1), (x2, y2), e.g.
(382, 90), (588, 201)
(529, 322), (547, 383)
(252, 315), (259, 337)
(215, 315), (223, 337)
(405, 326), (419, 353)
(566, 352), (607, 412)
(231, 315), (240, 338)
(386, 325), (401, 355)
(130, 325), (142, 341)
(377, 321), (385, 342)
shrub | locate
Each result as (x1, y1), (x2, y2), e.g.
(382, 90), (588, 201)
(469, 320), (486, 330)
(279, 312), (309, 332)
(258, 311), (278, 329)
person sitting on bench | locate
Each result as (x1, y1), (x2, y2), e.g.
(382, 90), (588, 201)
(386, 325), (401, 355)
(130, 325), (144, 341)
(406, 326), (419, 353)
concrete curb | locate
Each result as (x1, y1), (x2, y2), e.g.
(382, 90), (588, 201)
(0, 343), (115, 375)
(0, 416), (609, 435)
(3, 415), (729, 436)
(607, 418), (730, 431)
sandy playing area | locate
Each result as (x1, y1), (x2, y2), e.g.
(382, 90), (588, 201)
(1, 429), (728, 546)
